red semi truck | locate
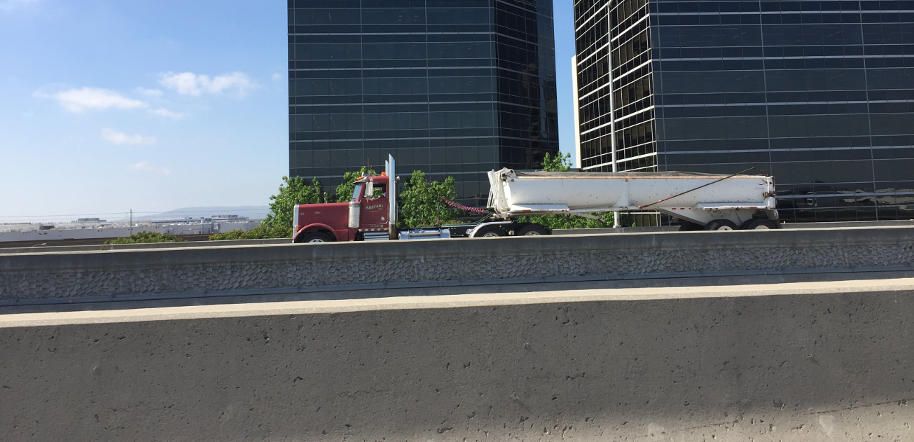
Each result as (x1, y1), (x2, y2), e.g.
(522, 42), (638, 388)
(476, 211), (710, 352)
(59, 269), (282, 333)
(293, 155), (474, 243)
(292, 155), (779, 243)
(292, 155), (549, 243)
(292, 171), (397, 243)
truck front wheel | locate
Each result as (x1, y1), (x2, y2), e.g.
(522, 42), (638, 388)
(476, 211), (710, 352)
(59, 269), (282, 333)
(296, 231), (334, 243)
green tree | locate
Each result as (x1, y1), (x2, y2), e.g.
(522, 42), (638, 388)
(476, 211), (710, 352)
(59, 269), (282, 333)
(398, 170), (458, 228)
(260, 176), (327, 238)
(209, 169), (382, 241)
(208, 229), (249, 241)
(542, 151), (572, 172)
(209, 166), (465, 241)
(335, 167), (377, 202)
(106, 231), (180, 244)
(522, 151), (615, 229)
(209, 224), (277, 241)
(209, 175), (328, 240)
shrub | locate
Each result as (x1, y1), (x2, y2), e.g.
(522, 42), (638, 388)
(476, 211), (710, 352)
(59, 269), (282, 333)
(106, 231), (180, 245)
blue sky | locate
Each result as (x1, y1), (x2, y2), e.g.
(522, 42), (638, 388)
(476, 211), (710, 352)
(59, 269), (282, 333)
(0, 0), (576, 221)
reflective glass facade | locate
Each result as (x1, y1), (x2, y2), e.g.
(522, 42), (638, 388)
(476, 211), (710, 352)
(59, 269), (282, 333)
(289, 0), (558, 202)
(574, 0), (914, 222)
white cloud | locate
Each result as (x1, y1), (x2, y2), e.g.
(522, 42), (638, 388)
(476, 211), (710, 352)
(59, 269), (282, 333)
(39, 87), (147, 113)
(136, 87), (163, 97)
(149, 107), (185, 119)
(159, 71), (256, 96)
(102, 128), (156, 146)
(132, 161), (170, 176)
(271, 72), (282, 82)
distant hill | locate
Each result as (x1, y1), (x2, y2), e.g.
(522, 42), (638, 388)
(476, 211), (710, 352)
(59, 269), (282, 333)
(135, 206), (269, 221)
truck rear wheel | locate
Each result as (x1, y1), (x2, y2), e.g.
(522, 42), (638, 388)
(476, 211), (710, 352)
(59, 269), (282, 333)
(474, 225), (504, 238)
(741, 219), (780, 230)
(705, 219), (738, 231)
(677, 221), (704, 231)
(517, 224), (550, 236)
(297, 231), (334, 243)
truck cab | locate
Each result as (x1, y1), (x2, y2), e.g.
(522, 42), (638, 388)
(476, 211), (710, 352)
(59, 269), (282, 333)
(292, 174), (391, 243)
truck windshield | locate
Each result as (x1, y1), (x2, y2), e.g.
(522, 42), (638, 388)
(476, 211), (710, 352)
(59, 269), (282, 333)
(352, 183), (363, 201)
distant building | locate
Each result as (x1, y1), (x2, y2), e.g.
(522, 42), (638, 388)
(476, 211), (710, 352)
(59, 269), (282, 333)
(288, 0), (559, 202)
(574, 0), (914, 222)
(571, 55), (582, 170)
(0, 217), (260, 245)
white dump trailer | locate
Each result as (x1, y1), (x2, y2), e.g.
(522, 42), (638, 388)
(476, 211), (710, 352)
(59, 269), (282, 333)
(481, 169), (778, 233)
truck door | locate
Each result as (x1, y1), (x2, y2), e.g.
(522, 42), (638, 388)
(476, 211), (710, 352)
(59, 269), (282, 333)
(359, 181), (389, 231)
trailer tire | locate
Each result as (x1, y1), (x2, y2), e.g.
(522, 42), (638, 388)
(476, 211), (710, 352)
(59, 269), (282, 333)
(741, 219), (780, 230)
(517, 224), (550, 236)
(296, 231), (334, 243)
(705, 219), (738, 231)
(473, 225), (505, 238)
(677, 221), (704, 231)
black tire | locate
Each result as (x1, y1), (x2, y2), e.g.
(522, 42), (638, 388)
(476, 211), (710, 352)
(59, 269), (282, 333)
(296, 231), (334, 243)
(741, 219), (780, 230)
(517, 224), (550, 236)
(677, 221), (704, 231)
(705, 219), (738, 231)
(473, 225), (505, 238)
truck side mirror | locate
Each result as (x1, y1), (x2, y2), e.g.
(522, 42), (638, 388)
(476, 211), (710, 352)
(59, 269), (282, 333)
(366, 181), (374, 197)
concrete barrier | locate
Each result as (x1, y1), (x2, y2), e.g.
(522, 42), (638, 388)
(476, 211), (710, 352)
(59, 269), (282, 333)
(0, 228), (673, 255)
(0, 237), (290, 254)
(2, 227), (914, 309)
(2, 279), (913, 440)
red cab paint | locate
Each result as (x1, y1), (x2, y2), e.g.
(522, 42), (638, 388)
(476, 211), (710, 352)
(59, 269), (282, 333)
(293, 174), (390, 242)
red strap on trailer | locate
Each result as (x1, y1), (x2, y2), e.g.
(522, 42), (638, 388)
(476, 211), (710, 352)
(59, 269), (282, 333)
(442, 198), (489, 215)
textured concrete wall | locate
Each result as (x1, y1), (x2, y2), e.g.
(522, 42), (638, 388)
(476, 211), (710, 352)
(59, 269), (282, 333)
(0, 238), (290, 254)
(2, 286), (913, 440)
(2, 227), (914, 308)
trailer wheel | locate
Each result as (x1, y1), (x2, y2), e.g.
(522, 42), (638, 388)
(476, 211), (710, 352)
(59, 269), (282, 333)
(297, 231), (334, 243)
(517, 224), (550, 236)
(473, 225), (504, 238)
(677, 221), (704, 231)
(705, 219), (738, 231)
(741, 219), (780, 230)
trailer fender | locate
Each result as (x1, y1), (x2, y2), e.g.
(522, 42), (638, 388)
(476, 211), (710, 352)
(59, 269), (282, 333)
(468, 221), (515, 238)
(293, 223), (339, 242)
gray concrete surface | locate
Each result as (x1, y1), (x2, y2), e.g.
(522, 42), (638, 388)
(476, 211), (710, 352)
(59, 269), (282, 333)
(781, 219), (914, 229)
(2, 226), (914, 310)
(0, 237), (290, 254)
(2, 220), (909, 254)
(2, 279), (913, 440)
(0, 227), (670, 254)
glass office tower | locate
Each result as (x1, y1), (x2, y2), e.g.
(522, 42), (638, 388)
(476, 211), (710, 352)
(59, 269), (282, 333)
(574, 0), (914, 222)
(289, 0), (558, 202)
